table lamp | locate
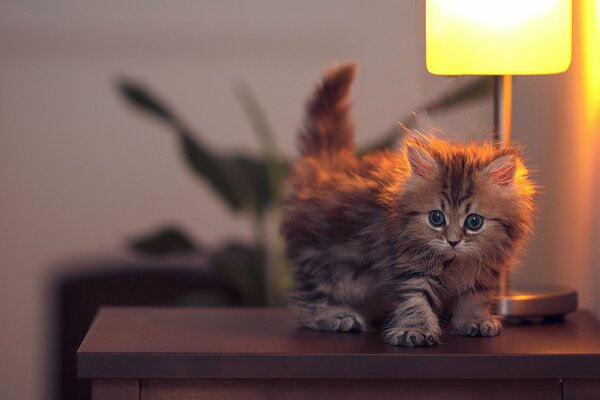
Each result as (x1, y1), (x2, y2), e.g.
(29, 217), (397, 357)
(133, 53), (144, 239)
(426, 0), (577, 319)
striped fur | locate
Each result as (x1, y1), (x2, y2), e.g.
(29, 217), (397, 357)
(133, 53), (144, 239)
(282, 64), (536, 346)
(299, 63), (356, 157)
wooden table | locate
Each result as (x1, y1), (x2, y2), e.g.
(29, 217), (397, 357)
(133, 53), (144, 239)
(78, 307), (600, 400)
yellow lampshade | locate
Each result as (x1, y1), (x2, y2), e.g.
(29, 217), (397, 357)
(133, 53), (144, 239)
(426, 0), (572, 75)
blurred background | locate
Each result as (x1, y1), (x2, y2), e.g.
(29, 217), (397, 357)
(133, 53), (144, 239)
(0, 1), (598, 399)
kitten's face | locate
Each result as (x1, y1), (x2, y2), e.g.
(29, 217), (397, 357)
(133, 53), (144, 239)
(408, 180), (510, 262)
(398, 140), (534, 279)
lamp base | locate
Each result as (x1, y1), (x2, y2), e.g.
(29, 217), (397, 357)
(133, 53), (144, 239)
(495, 287), (577, 323)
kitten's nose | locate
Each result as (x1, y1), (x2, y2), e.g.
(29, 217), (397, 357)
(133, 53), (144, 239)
(448, 240), (460, 247)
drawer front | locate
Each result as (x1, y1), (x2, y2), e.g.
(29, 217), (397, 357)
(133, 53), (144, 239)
(142, 379), (561, 400)
(564, 380), (600, 400)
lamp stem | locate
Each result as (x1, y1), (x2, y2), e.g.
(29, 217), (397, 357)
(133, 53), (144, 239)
(492, 75), (577, 319)
(494, 75), (513, 297)
(494, 75), (513, 145)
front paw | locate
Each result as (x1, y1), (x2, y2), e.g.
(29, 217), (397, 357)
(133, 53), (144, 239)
(308, 309), (367, 332)
(452, 316), (501, 337)
(384, 327), (440, 347)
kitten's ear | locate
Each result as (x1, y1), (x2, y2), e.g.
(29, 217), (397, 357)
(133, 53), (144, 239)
(484, 154), (516, 186)
(407, 145), (437, 177)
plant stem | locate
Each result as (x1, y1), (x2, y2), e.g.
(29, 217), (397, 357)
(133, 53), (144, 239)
(253, 213), (270, 305)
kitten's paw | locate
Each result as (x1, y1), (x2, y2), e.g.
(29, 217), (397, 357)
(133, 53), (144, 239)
(384, 327), (440, 347)
(308, 308), (367, 332)
(452, 317), (501, 337)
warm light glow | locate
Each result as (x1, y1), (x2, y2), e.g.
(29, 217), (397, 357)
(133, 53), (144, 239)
(426, 0), (572, 75)
(581, 0), (600, 128)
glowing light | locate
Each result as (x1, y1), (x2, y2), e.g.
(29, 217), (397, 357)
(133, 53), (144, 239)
(581, 0), (600, 129)
(426, 0), (572, 75)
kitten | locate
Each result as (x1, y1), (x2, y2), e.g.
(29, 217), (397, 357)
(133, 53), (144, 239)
(282, 64), (536, 346)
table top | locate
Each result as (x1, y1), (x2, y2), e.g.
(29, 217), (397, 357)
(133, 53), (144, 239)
(78, 307), (600, 380)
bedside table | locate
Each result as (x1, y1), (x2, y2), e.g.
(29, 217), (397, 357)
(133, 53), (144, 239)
(78, 307), (600, 400)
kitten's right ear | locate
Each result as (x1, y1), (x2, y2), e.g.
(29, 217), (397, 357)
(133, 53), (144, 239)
(407, 145), (437, 177)
(484, 154), (516, 186)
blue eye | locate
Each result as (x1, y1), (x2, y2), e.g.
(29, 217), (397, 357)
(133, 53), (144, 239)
(428, 210), (445, 227)
(465, 214), (484, 231)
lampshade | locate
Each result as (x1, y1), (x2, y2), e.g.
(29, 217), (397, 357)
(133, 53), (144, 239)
(426, 0), (572, 75)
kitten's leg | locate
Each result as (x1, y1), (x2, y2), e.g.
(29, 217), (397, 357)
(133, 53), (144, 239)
(451, 289), (501, 336)
(384, 281), (442, 346)
(290, 291), (367, 332)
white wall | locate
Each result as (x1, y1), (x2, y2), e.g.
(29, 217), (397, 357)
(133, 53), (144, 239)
(8, 1), (596, 399)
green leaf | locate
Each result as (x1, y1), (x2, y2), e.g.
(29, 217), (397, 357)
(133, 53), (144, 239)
(118, 80), (177, 124)
(117, 78), (254, 213)
(117, 78), (289, 215)
(129, 226), (202, 256)
(179, 131), (290, 215)
(233, 82), (286, 205)
(127, 225), (269, 305)
(233, 83), (278, 158)
(226, 155), (289, 215)
(179, 132), (249, 211)
(210, 241), (267, 306)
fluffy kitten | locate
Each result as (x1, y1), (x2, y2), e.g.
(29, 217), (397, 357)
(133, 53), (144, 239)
(282, 64), (536, 346)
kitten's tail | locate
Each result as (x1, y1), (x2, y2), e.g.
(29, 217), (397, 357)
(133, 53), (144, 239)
(298, 63), (356, 158)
